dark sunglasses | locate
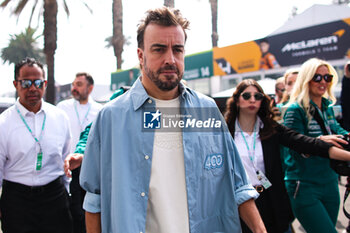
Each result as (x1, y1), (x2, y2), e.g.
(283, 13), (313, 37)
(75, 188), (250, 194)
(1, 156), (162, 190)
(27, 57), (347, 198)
(241, 92), (264, 101)
(276, 88), (285, 92)
(312, 74), (333, 83)
(17, 79), (46, 89)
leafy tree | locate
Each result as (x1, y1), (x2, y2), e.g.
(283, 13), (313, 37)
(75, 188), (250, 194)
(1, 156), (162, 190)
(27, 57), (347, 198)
(1, 27), (45, 65)
(0, 0), (91, 104)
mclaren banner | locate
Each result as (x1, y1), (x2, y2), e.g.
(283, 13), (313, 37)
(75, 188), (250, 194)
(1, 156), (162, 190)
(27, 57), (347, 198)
(214, 17), (350, 75)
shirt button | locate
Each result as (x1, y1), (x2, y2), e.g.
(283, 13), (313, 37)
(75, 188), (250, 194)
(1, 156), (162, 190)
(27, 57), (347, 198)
(141, 192), (146, 197)
(145, 155), (149, 160)
(148, 99), (152, 104)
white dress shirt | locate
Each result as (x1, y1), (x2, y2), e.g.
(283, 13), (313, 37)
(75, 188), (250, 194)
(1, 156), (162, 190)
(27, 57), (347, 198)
(0, 100), (72, 188)
(234, 117), (265, 186)
(57, 97), (102, 153)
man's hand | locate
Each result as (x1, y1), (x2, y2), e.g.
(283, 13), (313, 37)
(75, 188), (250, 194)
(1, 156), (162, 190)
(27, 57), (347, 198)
(272, 106), (282, 121)
(86, 212), (101, 233)
(239, 199), (267, 233)
(64, 153), (84, 177)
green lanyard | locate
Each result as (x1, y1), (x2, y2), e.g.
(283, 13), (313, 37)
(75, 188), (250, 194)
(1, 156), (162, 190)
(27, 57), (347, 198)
(16, 106), (46, 171)
(237, 120), (258, 169)
(74, 101), (91, 131)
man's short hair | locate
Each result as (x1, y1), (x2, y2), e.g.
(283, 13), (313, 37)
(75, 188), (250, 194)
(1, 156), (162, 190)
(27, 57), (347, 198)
(137, 7), (190, 49)
(76, 72), (94, 85)
(14, 57), (45, 80)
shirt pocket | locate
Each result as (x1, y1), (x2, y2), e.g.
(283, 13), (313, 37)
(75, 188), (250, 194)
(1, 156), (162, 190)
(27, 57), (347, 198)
(198, 135), (226, 178)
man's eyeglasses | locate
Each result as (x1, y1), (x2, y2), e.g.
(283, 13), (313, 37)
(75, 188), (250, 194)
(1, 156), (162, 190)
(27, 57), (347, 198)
(241, 92), (264, 101)
(17, 79), (46, 89)
(312, 74), (333, 83)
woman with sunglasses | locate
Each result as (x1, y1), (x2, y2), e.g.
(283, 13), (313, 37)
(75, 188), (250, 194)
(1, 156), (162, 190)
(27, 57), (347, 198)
(224, 78), (350, 233)
(283, 58), (349, 233)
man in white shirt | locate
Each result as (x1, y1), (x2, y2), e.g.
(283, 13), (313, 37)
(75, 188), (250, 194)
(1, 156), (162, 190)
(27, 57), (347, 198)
(57, 72), (102, 233)
(0, 57), (73, 233)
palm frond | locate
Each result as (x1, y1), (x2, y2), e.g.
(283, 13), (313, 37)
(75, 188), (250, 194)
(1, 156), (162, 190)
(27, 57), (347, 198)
(28, 0), (39, 26)
(0, 0), (12, 8)
(62, 0), (70, 16)
(81, 1), (93, 14)
(13, 0), (29, 15)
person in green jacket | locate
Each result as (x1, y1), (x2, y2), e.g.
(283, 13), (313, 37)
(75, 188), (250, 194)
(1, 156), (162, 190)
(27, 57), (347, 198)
(283, 58), (349, 233)
(64, 87), (128, 178)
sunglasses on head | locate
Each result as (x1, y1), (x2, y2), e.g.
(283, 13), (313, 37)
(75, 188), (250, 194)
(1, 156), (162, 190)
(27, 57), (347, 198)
(312, 74), (333, 83)
(17, 79), (46, 89)
(241, 92), (264, 101)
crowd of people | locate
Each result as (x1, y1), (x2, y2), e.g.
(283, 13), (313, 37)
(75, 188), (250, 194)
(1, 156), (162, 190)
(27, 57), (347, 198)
(1, 6), (350, 233)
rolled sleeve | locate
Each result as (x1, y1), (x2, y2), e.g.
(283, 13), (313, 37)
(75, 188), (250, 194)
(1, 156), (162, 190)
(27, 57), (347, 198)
(235, 184), (259, 205)
(83, 191), (101, 213)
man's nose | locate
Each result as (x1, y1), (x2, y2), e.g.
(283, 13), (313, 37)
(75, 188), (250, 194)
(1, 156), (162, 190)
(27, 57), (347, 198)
(29, 83), (38, 91)
(164, 49), (175, 65)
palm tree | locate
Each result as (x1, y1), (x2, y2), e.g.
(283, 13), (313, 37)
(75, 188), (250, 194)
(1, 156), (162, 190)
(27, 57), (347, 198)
(209, 0), (218, 47)
(0, 0), (90, 104)
(164, 0), (174, 7)
(112, 0), (124, 70)
(1, 27), (45, 65)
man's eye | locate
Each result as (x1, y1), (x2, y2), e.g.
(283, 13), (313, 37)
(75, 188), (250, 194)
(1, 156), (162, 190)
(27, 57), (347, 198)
(174, 48), (184, 53)
(153, 48), (164, 52)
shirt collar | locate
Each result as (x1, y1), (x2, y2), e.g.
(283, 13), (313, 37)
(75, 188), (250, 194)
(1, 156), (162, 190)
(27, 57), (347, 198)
(15, 98), (46, 116)
(310, 97), (331, 111)
(130, 77), (193, 111)
(234, 116), (264, 136)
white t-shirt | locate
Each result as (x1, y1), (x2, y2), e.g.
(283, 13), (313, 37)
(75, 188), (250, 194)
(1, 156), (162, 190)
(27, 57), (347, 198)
(145, 96), (189, 233)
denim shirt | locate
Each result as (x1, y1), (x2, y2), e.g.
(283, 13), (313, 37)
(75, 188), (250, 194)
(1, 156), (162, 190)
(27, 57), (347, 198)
(80, 78), (258, 233)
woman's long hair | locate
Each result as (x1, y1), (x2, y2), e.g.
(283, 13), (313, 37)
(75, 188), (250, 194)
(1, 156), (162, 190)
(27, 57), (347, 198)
(224, 79), (276, 140)
(288, 58), (338, 120)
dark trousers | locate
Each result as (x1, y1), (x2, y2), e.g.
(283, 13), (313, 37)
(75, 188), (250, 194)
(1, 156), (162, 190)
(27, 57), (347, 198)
(240, 189), (289, 233)
(0, 177), (73, 233)
(70, 166), (86, 233)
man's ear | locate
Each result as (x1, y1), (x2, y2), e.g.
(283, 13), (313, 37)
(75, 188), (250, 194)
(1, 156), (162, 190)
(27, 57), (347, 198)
(13, 80), (17, 88)
(137, 48), (144, 66)
(88, 84), (93, 94)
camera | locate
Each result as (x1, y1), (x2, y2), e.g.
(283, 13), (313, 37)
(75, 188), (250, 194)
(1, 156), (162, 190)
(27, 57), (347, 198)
(341, 134), (350, 151)
(330, 134), (350, 176)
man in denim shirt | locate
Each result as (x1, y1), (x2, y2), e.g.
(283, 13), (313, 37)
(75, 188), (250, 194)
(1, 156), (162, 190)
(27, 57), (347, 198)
(80, 7), (265, 233)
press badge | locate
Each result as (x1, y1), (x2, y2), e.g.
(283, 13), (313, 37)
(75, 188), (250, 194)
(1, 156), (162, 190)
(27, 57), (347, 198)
(36, 152), (43, 171)
(256, 170), (272, 189)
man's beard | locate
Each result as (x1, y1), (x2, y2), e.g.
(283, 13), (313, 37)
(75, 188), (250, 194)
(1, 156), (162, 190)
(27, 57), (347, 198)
(144, 58), (183, 91)
(72, 90), (88, 102)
